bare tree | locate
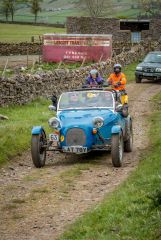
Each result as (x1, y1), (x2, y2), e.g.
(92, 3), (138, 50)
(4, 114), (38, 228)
(78, 0), (108, 17)
(139, 0), (161, 15)
(9, 0), (16, 22)
(29, 0), (43, 23)
(1, 0), (21, 22)
(2, 0), (10, 21)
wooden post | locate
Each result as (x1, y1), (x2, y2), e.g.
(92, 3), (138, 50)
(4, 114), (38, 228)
(27, 49), (29, 68)
(80, 57), (86, 68)
(2, 58), (8, 78)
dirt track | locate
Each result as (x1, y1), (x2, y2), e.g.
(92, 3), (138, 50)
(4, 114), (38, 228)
(0, 81), (161, 240)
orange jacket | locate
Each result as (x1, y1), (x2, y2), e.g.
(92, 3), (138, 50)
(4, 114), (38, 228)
(108, 72), (127, 91)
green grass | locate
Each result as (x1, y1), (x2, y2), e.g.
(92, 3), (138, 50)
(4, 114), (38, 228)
(0, 23), (65, 43)
(59, 94), (161, 240)
(0, 98), (52, 165)
(124, 62), (138, 83)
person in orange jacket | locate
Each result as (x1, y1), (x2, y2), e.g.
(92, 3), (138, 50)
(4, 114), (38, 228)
(107, 64), (127, 91)
(107, 64), (128, 107)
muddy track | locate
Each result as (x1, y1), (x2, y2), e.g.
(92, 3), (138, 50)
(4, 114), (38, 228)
(0, 81), (161, 240)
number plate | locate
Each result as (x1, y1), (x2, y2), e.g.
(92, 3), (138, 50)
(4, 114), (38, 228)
(49, 133), (59, 142)
(63, 146), (87, 154)
(143, 72), (153, 76)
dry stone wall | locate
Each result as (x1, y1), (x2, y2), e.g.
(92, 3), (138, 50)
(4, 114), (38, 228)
(0, 41), (133, 56)
(67, 17), (161, 42)
(1, 42), (155, 107)
(0, 42), (41, 56)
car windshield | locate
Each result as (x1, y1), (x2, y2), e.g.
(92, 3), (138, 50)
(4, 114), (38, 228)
(144, 53), (161, 63)
(58, 91), (114, 110)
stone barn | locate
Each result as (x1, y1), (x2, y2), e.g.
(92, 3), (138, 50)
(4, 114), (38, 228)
(67, 17), (161, 43)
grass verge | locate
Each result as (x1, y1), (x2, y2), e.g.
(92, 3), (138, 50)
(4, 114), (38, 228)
(0, 98), (52, 165)
(124, 62), (138, 83)
(59, 93), (161, 240)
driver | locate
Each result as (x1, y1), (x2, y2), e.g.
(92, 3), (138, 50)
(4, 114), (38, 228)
(68, 92), (81, 108)
(86, 69), (104, 86)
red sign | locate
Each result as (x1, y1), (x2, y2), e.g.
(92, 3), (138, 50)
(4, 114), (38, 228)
(43, 34), (112, 63)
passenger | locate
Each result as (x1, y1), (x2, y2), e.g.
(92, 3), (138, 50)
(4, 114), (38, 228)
(86, 69), (104, 86)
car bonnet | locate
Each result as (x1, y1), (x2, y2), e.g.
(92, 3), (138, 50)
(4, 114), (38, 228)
(57, 109), (117, 127)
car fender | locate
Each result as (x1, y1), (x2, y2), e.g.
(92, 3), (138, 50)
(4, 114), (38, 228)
(111, 125), (122, 134)
(32, 126), (45, 135)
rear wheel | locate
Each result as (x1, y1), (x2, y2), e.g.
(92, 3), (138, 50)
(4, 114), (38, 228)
(135, 76), (142, 83)
(124, 121), (133, 152)
(31, 132), (46, 168)
(111, 133), (124, 167)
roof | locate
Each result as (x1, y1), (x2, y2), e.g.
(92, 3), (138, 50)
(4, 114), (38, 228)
(148, 51), (161, 54)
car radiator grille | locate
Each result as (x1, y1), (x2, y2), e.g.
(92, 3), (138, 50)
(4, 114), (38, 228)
(143, 67), (155, 73)
(66, 128), (86, 146)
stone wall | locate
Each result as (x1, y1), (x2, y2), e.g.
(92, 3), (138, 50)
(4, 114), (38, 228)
(142, 19), (161, 41)
(0, 41), (136, 56)
(0, 42), (156, 107)
(67, 17), (161, 42)
(0, 42), (42, 56)
(67, 17), (131, 42)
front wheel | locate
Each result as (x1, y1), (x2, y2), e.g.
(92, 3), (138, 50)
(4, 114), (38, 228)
(135, 76), (142, 83)
(31, 132), (46, 168)
(111, 133), (124, 167)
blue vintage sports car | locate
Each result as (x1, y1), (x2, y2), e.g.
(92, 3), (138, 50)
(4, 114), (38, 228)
(31, 88), (133, 168)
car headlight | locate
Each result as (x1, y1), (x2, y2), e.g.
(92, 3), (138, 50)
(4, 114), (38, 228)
(48, 117), (60, 129)
(156, 68), (161, 72)
(93, 117), (104, 128)
(136, 66), (143, 71)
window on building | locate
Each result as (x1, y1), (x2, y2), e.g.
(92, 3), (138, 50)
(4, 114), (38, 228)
(131, 32), (141, 43)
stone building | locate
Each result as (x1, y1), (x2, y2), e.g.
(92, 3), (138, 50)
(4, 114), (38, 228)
(67, 17), (161, 43)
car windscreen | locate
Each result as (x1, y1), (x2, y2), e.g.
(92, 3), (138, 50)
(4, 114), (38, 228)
(58, 91), (114, 110)
(144, 53), (161, 63)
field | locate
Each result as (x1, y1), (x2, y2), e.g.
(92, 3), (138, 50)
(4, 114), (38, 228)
(0, 0), (142, 24)
(0, 23), (65, 43)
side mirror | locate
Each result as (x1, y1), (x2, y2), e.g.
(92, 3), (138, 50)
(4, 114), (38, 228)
(51, 95), (57, 105)
(139, 59), (143, 63)
(48, 105), (56, 111)
(116, 104), (123, 112)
